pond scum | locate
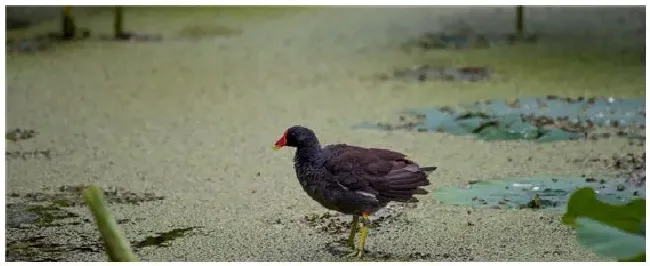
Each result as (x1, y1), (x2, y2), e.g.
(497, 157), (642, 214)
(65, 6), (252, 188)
(5, 185), (203, 261)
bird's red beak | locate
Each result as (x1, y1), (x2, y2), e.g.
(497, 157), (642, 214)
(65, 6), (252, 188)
(273, 131), (288, 151)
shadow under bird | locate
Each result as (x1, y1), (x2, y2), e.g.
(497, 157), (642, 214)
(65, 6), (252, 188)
(273, 126), (436, 258)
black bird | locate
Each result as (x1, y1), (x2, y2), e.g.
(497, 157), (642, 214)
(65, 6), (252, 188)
(273, 126), (436, 257)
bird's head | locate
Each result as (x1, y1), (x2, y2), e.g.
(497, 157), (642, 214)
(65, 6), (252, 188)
(273, 126), (317, 150)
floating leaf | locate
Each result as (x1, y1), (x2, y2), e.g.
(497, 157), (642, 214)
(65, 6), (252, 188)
(354, 97), (645, 142)
(575, 217), (645, 261)
(562, 187), (645, 234)
(620, 253), (646, 262)
(432, 176), (644, 212)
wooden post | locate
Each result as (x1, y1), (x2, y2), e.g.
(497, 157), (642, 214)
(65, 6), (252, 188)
(61, 6), (76, 40)
(114, 6), (124, 39)
(515, 5), (524, 38)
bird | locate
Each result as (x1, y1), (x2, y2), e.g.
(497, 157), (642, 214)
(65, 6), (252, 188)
(272, 125), (436, 258)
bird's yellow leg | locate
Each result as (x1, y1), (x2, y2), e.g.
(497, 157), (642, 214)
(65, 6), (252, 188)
(356, 212), (370, 258)
(348, 212), (370, 258)
(347, 215), (359, 249)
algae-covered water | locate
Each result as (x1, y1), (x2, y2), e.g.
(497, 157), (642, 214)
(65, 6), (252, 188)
(5, 6), (645, 262)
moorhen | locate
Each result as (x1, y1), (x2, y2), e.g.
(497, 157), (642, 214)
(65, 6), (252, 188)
(273, 126), (436, 257)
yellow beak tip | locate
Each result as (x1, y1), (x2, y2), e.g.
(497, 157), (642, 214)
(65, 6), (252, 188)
(272, 145), (281, 151)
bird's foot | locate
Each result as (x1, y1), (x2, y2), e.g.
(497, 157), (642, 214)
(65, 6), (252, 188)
(347, 249), (365, 258)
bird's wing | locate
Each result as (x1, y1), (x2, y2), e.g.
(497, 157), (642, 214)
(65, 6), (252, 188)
(323, 144), (432, 201)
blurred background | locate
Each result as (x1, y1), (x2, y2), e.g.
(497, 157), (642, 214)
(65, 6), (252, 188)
(5, 5), (646, 262)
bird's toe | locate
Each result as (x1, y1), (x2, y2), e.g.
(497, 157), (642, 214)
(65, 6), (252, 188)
(346, 249), (365, 258)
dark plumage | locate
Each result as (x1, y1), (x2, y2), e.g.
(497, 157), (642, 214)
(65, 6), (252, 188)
(273, 126), (436, 257)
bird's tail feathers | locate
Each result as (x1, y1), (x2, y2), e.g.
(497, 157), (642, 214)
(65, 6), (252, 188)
(420, 166), (437, 173)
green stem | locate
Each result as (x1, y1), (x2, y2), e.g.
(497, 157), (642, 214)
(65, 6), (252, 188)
(114, 6), (124, 39)
(82, 185), (138, 262)
(61, 6), (76, 40)
(515, 6), (524, 38)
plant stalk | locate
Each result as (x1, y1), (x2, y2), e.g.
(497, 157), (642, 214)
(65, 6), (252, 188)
(82, 185), (138, 262)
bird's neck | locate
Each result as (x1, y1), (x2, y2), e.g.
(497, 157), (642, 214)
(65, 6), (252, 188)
(295, 141), (322, 163)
